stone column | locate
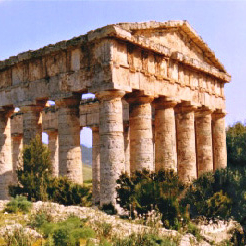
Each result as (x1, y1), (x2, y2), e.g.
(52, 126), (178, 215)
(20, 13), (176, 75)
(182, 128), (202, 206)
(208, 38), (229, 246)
(175, 103), (197, 182)
(0, 108), (14, 200)
(47, 131), (59, 177)
(212, 111), (227, 170)
(12, 135), (23, 182)
(96, 90), (125, 206)
(126, 92), (154, 172)
(91, 126), (100, 205)
(20, 105), (43, 145)
(55, 97), (82, 184)
(195, 109), (213, 177)
(124, 123), (130, 175)
(153, 98), (178, 172)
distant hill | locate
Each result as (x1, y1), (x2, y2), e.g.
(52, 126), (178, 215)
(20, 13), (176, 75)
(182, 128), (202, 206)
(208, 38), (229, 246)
(81, 145), (92, 166)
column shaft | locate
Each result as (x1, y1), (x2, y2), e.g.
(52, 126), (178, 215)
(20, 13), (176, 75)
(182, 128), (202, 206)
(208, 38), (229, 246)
(0, 109), (14, 200)
(56, 97), (82, 184)
(195, 110), (213, 176)
(21, 105), (43, 145)
(97, 90), (125, 206)
(212, 112), (227, 170)
(124, 124), (130, 175)
(48, 131), (59, 177)
(175, 104), (197, 182)
(12, 136), (23, 182)
(92, 127), (100, 205)
(154, 99), (177, 172)
(127, 93), (154, 172)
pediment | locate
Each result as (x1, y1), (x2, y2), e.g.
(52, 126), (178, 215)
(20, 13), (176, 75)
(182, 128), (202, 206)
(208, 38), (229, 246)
(117, 21), (228, 74)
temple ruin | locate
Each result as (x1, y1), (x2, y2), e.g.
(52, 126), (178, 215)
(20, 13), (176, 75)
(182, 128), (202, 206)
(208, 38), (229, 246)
(0, 21), (230, 205)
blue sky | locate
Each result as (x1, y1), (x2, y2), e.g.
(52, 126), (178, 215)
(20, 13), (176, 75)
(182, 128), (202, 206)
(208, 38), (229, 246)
(0, 0), (246, 147)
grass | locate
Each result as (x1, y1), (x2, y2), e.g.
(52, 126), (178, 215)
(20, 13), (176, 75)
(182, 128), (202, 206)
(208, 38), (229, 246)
(82, 164), (92, 182)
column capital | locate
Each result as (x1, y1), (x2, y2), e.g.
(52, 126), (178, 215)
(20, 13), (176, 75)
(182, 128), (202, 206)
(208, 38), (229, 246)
(91, 126), (99, 132)
(125, 90), (154, 104)
(20, 105), (44, 113)
(0, 106), (15, 118)
(55, 96), (81, 108)
(212, 109), (227, 120)
(174, 101), (197, 113)
(153, 97), (179, 110)
(96, 90), (125, 101)
(195, 106), (214, 118)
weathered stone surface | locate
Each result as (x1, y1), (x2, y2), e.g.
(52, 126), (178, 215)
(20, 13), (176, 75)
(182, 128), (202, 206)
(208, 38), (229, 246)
(0, 108), (14, 200)
(91, 127), (100, 205)
(154, 98), (178, 171)
(212, 111), (227, 170)
(0, 21), (230, 202)
(20, 105), (44, 145)
(126, 92), (154, 172)
(96, 90), (125, 206)
(56, 96), (83, 184)
(175, 103), (197, 182)
(195, 109), (213, 176)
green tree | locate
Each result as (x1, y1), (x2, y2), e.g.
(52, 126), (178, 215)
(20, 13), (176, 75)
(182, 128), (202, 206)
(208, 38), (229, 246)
(9, 135), (52, 201)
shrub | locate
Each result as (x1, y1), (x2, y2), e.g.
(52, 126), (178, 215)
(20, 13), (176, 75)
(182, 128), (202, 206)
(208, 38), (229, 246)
(100, 203), (117, 215)
(5, 196), (32, 214)
(116, 169), (187, 229)
(40, 216), (95, 246)
(9, 135), (52, 201)
(47, 176), (91, 206)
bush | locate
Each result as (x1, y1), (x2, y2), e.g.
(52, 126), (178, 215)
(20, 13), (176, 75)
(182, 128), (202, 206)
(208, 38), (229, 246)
(100, 203), (117, 215)
(9, 136), (91, 207)
(47, 176), (91, 206)
(116, 169), (187, 229)
(40, 216), (95, 246)
(9, 136), (52, 201)
(5, 196), (32, 214)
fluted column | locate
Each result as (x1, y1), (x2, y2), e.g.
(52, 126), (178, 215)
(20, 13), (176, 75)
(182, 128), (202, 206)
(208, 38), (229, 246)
(0, 108), (14, 200)
(91, 126), (100, 205)
(153, 98), (178, 172)
(12, 135), (23, 182)
(55, 97), (82, 184)
(20, 105), (43, 145)
(175, 103), (197, 182)
(96, 90), (125, 206)
(126, 92), (154, 172)
(212, 111), (227, 170)
(47, 131), (59, 177)
(195, 108), (213, 176)
(124, 123), (130, 175)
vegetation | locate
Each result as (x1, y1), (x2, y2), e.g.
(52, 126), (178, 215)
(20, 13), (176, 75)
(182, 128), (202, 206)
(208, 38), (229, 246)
(5, 196), (32, 214)
(116, 169), (187, 230)
(1, 122), (244, 246)
(9, 136), (91, 207)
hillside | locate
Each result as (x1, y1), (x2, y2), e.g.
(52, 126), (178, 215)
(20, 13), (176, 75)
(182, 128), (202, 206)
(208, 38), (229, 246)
(81, 145), (92, 166)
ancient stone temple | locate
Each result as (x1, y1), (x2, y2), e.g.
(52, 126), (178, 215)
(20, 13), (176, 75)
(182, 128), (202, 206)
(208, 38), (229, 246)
(0, 21), (230, 204)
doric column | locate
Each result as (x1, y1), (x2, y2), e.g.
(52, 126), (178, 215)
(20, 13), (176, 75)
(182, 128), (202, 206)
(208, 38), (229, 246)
(212, 111), (227, 170)
(175, 103), (197, 182)
(126, 92), (154, 172)
(0, 107), (14, 200)
(11, 135), (23, 182)
(153, 98), (178, 172)
(91, 126), (100, 205)
(55, 97), (82, 184)
(47, 131), (59, 177)
(195, 108), (213, 177)
(96, 90), (125, 206)
(20, 105), (43, 145)
(124, 122), (130, 175)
